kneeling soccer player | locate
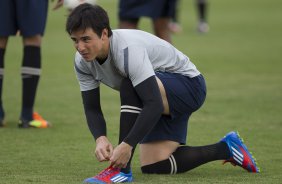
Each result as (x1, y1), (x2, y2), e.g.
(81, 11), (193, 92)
(65, 4), (260, 183)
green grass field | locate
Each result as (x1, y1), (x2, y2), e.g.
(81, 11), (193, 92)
(0, 0), (281, 183)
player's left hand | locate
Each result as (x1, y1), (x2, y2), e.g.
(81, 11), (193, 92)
(110, 142), (133, 168)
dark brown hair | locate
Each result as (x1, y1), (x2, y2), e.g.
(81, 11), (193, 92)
(66, 3), (112, 37)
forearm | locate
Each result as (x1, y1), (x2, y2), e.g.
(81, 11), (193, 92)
(84, 108), (107, 140)
(123, 102), (163, 147)
(81, 88), (107, 140)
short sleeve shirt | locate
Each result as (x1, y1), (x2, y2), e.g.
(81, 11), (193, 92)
(74, 29), (200, 91)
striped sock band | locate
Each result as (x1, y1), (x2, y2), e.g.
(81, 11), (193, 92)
(168, 155), (178, 174)
(21, 66), (41, 78)
(120, 105), (142, 114)
(0, 68), (3, 80)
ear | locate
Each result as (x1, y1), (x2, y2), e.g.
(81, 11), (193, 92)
(101, 28), (108, 39)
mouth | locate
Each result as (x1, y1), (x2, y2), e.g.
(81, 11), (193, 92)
(80, 52), (90, 59)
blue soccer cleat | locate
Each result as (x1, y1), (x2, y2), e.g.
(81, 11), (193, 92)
(83, 166), (133, 184)
(220, 131), (260, 173)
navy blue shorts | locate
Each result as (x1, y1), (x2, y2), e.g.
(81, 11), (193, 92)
(119, 0), (177, 21)
(0, 0), (48, 37)
(140, 72), (207, 144)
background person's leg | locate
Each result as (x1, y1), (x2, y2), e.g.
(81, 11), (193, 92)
(20, 35), (42, 122)
(0, 37), (8, 126)
(153, 18), (172, 43)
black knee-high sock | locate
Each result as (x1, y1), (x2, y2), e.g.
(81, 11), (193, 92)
(119, 78), (142, 173)
(141, 142), (230, 174)
(21, 46), (41, 121)
(0, 48), (5, 119)
(197, 0), (208, 22)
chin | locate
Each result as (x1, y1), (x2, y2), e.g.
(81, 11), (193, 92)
(83, 57), (94, 62)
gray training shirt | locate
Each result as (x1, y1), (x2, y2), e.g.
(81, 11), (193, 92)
(74, 29), (200, 91)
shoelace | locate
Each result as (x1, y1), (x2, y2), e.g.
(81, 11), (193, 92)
(96, 167), (120, 180)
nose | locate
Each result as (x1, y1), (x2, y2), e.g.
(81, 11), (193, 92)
(76, 41), (85, 52)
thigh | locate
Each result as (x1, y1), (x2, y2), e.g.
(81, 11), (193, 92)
(0, 0), (17, 36)
(16, 0), (49, 37)
(140, 113), (190, 145)
(156, 72), (206, 118)
(156, 77), (169, 115)
(140, 140), (180, 166)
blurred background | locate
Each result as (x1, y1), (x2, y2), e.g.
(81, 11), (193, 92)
(0, 0), (281, 183)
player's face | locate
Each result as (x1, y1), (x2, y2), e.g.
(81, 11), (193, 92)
(70, 28), (108, 62)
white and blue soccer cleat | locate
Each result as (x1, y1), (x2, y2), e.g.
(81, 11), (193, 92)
(220, 131), (260, 173)
(83, 166), (133, 183)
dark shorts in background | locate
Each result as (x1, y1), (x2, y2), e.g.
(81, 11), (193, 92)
(140, 72), (207, 145)
(119, 0), (177, 21)
(0, 0), (48, 37)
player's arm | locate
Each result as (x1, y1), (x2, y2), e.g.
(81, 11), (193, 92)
(81, 87), (106, 139)
(119, 46), (164, 147)
(81, 87), (113, 161)
(110, 76), (163, 168)
(123, 75), (164, 147)
(110, 46), (164, 167)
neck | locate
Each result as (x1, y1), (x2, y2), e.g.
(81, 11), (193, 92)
(97, 37), (110, 64)
(96, 56), (107, 65)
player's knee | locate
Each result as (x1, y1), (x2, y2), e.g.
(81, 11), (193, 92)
(23, 35), (42, 46)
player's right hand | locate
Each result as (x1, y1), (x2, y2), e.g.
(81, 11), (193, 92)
(94, 136), (113, 162)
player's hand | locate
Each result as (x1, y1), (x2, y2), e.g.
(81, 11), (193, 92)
(52, 0), (64, 10)
(110, 142), (133, 168)
(95, 136), (113, 162)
